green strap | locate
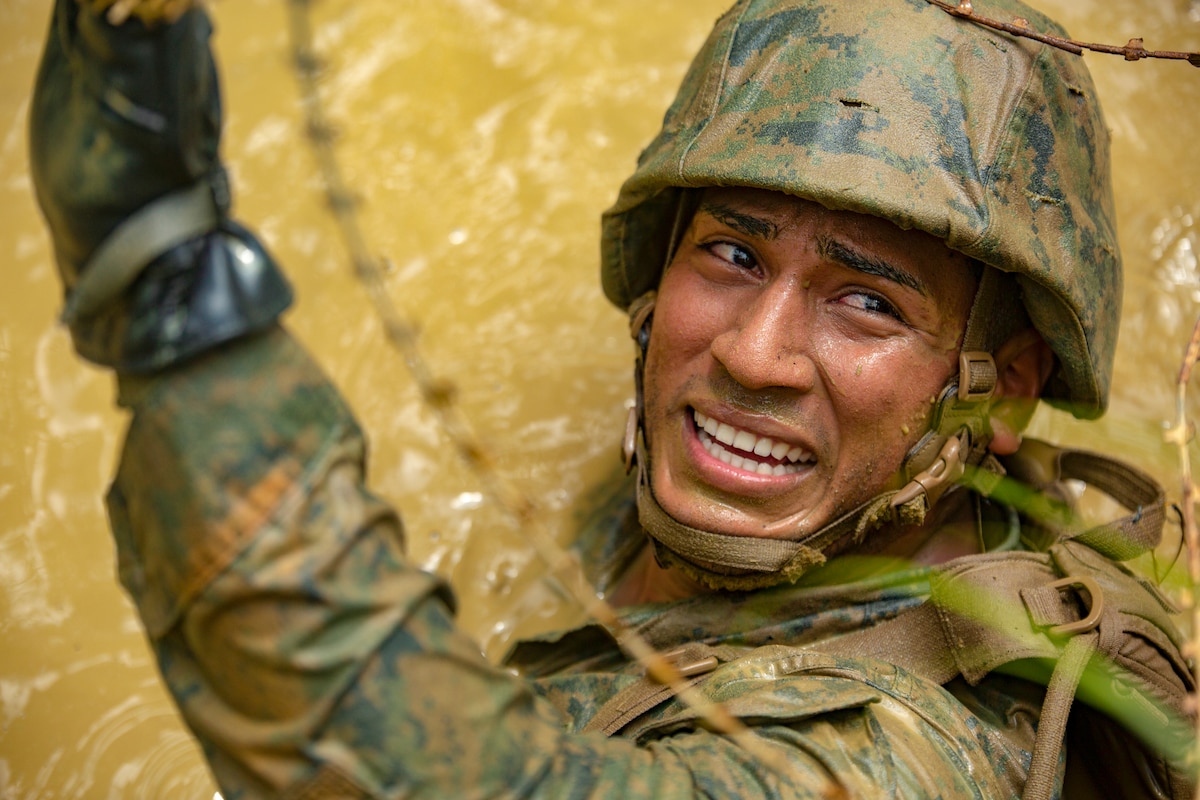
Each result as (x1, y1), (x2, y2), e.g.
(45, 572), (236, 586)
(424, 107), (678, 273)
(62, 179), (220, 324)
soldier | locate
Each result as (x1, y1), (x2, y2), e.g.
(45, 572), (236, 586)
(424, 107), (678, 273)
(29, 0), (1194, 797)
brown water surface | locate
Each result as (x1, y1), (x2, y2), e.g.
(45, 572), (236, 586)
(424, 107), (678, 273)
(1, 1), (1198, 795)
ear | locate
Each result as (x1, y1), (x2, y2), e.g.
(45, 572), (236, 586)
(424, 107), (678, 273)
(987, 329), (1054, 456)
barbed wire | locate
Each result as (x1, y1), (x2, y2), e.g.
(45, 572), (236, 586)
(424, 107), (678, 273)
(279, 0), (831, 791)
(925, 0), (1200, 66)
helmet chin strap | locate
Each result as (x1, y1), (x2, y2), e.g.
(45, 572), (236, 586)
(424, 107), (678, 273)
(621, 266), (1024, 591)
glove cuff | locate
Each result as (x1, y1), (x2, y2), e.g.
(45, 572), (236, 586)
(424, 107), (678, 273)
(70, 220), (293, 374)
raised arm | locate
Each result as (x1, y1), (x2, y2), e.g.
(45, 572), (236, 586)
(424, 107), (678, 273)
(28, 3), (1033, 797)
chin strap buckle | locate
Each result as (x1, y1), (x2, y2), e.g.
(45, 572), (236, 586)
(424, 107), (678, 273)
(891, 430), (969, 510)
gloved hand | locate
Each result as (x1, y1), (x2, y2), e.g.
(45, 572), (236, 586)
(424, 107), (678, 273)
(30, 0), (291, 373)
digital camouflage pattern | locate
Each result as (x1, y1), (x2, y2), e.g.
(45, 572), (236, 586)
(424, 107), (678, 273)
(602, 0), (1120, 418)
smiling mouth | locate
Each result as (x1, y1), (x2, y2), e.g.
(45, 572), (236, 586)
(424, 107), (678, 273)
(692, 409), (814, 476)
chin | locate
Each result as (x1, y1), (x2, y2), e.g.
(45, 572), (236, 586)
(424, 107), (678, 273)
(652, 474), (831, 541)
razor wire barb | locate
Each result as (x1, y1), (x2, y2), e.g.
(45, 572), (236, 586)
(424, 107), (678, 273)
(1164, 316), (1200, 796)
(925, 0), (1200, 66)
(279, 0), (831, 790)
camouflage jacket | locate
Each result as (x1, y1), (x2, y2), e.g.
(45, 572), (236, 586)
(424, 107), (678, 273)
(108, 327), (1135, 800)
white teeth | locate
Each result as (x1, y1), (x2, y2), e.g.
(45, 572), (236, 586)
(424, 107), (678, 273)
(692, 409), (813, 476)
(715, 423), (737, 446)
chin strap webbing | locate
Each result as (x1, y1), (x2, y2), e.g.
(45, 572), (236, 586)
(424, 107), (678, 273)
(635, 439), (931, 590)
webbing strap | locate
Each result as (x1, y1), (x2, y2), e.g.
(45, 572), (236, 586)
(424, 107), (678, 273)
(636, 438), (927, 584)
(62, 179), (221, 324)
(582, 643), (738, 736)
(1003, 440), (1166, 560)
(804, 556), (1072, 683)
(582, 677), (695, 736)
(805, 602), (960, 684)
(1021, 634), (1096, 800)
(961, 265), (1000, 353)
(1058, 450), (1165, 559)
(961, 268), (1030, 357)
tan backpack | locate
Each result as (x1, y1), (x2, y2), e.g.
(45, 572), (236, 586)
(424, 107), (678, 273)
(580, 442), (1195, 798)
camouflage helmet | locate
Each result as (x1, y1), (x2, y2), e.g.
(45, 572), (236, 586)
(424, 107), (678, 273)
(601, 0), (1119, 419)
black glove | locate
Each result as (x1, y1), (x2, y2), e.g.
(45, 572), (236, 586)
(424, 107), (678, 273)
(30, 0), (291, 373)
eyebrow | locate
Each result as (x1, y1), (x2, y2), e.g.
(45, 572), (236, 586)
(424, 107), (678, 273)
(817, 236), (927, 296)
(699, 201), (780, 240)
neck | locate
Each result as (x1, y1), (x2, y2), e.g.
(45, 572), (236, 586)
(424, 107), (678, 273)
(869, 488), (982, 564)
(607, 545), (709, 606)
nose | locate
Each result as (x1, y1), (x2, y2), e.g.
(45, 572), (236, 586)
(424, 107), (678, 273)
(709, 280), (818, 393)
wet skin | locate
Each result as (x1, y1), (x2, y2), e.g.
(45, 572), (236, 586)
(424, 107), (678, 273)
(641, 187), (979, 541)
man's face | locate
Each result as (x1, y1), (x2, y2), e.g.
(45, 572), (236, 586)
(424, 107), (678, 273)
(642, 187), (978, 540)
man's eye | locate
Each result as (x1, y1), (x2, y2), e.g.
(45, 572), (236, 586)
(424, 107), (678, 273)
(840, 292), (902, 320)
(705, 241), (757, 270)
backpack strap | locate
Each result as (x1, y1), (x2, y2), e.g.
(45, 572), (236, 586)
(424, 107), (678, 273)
(581, 643), (740, 735)
(1020, 632), (1099, 800)
(817, 547), (1192, 799)
(999, 438), (1166, 561)
(587, 443), (1188, 795)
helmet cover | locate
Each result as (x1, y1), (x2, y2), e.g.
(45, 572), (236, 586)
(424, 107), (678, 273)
(601, 0), (1120, 418)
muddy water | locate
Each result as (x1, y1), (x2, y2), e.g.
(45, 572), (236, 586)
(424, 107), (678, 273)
(1, 0), (1198, 796)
